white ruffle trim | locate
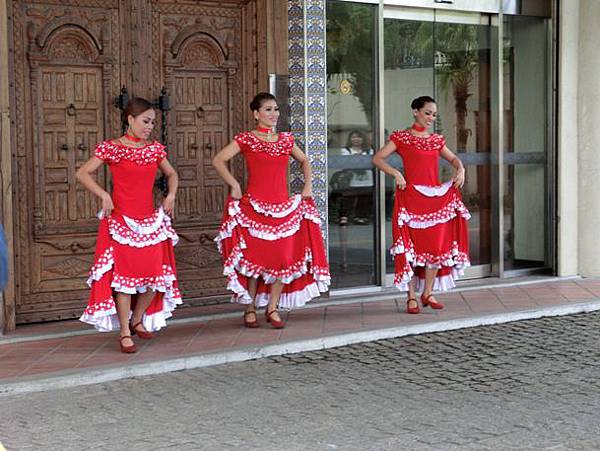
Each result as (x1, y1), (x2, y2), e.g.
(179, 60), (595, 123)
(87, 247), (115, 286)
(413, 181), (453, 197)
(79, 279), (182, 333)
(215, 199), (322, 243)
(224, 246), (331, 285)
(235, 280), (327, 309)
(390, 237), (415, 257)
(109, 210), (179, 248)
(249, 194), (302, 218)
(222, 246), (330, 309)
(394, 265), (470, 292)
(391, 241), (471, 292)
(227, 272), (330, 309)
(397, 197), (471, 229)
(123, 207), (165, 235)
(111, 272), (177, 295)
(79, 303), (121, 333)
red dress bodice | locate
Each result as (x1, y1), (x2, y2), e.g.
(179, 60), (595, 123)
(94, 140), (167, 218)
(390, 130), (446, 186)
(235, 131), (294, 203)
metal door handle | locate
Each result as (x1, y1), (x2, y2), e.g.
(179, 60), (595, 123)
(205, 142), (213, 150)
(78, 143), (87, 151)
(60, 144), (68, 151)
(190, 143), (198, 150)
(66, 104), (76, 116)
(196, 106), (204, 118)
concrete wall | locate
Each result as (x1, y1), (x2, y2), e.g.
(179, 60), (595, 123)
(556, 0), (579, 276)
(577, 0), (600, 276)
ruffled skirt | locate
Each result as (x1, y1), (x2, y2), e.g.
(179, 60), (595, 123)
(215, 194), (331, 308)
(80, 208), (182, 332)
(392, 181), (471, 292)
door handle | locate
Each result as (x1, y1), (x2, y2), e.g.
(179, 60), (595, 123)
(196, 106), (204, 118)
(66, 104), (76, 116)
(78, 143), (87, 151)
(60, 144), (68, 151)
(205, 142), (213, 151)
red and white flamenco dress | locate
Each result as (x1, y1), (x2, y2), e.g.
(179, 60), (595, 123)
(215, 131), (331, 308)
(79, 140), (182, 332)
(390, 129), (471, 292)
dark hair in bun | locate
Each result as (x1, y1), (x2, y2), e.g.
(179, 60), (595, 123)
(122, 97), (154, 128)
(250, 92), (277, 112)
(411, 96), (436, 110)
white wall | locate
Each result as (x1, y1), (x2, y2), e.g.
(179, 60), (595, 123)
(556, 0), (579, 276)
(577, 0), (600, 276)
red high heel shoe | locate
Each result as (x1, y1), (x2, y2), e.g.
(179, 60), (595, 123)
(130, 321), (154, 339)
(243, 310), (260, 328)
(421, 293), (444, 310)
(119, 335), (137, 354)
(265, 309), (285, 329)
(406, 298), (421, 314)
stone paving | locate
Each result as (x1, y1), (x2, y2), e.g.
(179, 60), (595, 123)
(1, 312), (600, 450)
(1, 277), (600, 388)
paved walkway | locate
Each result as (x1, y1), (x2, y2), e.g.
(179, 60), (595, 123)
(2, 312), (600, 450)
(1, 276), (600, 395)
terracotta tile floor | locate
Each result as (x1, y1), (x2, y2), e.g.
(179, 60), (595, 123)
(1, 278), (599, 383)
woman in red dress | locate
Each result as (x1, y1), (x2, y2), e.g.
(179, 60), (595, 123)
(373, 96), (470, 313)
(212, 92), (330, 328)
(76, 97), (181, 353)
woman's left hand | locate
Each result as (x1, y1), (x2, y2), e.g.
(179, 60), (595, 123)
(301, 186), (312, 199)
(162, 194), (176, 216)
(453, 167), (465, 189)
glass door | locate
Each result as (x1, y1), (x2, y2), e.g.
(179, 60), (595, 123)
(382, 7), (497, 284)
(326, 1), (379, 290)
(502, 14), (552, 272)
(325, 1), (554, 292)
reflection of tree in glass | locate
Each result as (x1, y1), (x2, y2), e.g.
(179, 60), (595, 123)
(433, 24), (480, 152)
(384, 20), (433, 70)
(326, 2), (376, 128)
(384, 21), (481, 153)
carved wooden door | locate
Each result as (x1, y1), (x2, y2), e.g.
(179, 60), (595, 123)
(10, 1), (121, 324)
(151, 2), (252, 304)
(39, 67), (105, 227)
(10, 0), (257, 324)
(171, 72), (228, 220)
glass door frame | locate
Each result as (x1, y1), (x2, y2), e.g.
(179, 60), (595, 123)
(326, 0), (556, 293)
(378, 2), (496, 287)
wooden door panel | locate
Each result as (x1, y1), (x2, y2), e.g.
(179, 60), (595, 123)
(39, 66), (104, 227)
(172, 72), (228, 223)
(151, 1), (255, 304)
(11, 0), (121, 323)
(34, 66), (106, 293)
(10, 0), (257, 323)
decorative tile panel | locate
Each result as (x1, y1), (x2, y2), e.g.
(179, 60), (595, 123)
(288, 0), (328, 241)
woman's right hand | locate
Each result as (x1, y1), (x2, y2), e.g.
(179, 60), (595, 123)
(230, 182), (242, 200)
(394, 172), (407, 190)
(100, 192), (114, 218)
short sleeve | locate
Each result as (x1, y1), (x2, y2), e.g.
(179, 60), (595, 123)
(94, 142), (110, 162)
(433, 134), (446, 152)
(233, 132), (249, 153)
(389, 130), (404, 153)
(155, 142), (167, 162)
